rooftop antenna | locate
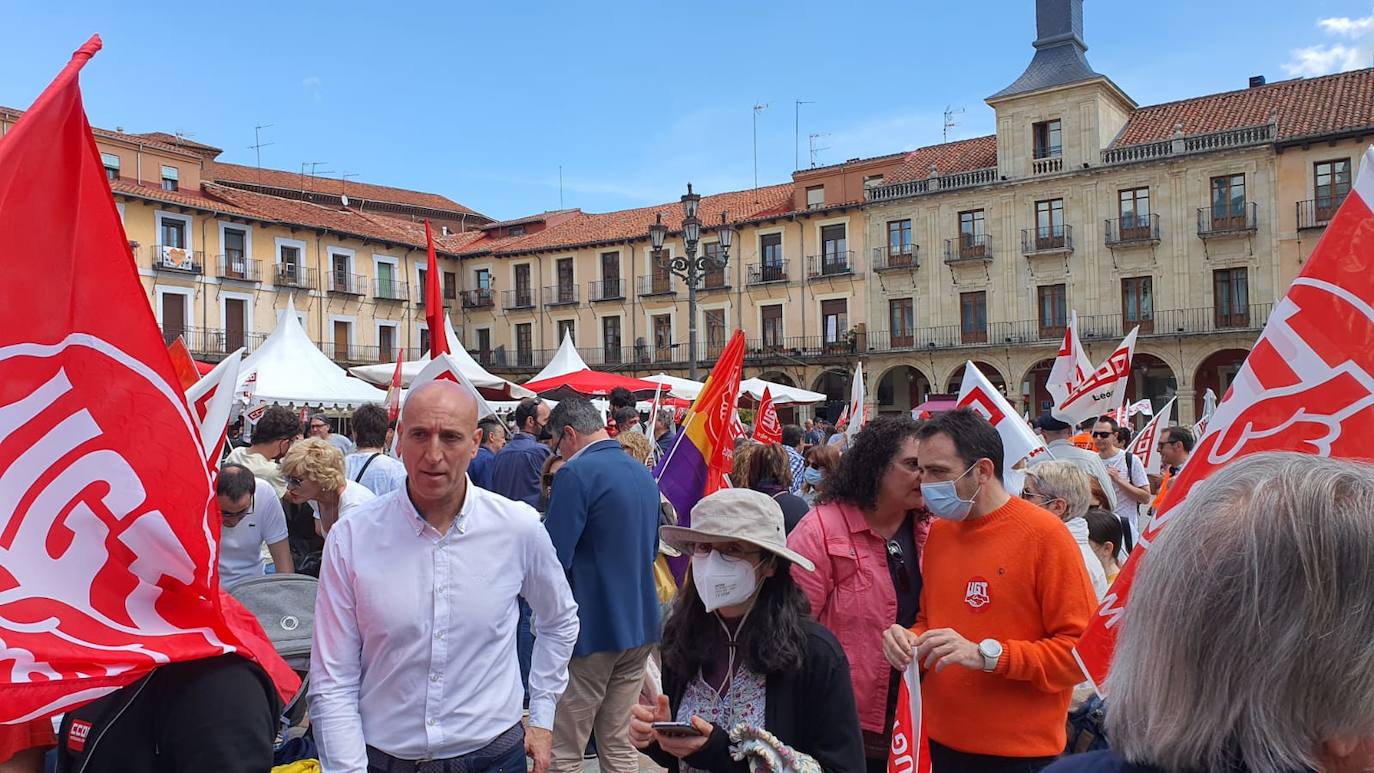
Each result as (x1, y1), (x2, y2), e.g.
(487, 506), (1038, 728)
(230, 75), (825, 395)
(173, 129), (195, 148)
(795, 100), (814, 171)
(300, 161), (331, 195)
(559, 165), (564, 209)
(339, 170), (358, 206)
(249, 124), (274, 185)
(808, 132), (830, 169)
(943, 105), (965, 144)
(753, 103), (768, 202)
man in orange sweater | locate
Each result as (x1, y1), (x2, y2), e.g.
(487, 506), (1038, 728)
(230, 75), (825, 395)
(882, 408), (1097, 772)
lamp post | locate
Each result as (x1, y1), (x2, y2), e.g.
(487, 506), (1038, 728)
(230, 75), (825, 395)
(648, 183), (734, 382)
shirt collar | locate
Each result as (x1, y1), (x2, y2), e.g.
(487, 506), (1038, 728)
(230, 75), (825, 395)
(567, 437), (617, 464)
(403, 475), (476, 536)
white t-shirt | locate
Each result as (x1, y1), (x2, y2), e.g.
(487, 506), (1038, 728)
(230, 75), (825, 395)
(1066, 516), (1109, 601)
(311, 480), (378, 530)
(1102, 449), (1149, 535)
(219, 478), (289, 589)
(345, 451), (407, 497)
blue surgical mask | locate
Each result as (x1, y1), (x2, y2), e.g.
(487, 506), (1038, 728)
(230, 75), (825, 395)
(803, 467), (823, 486)
(921, 463), (982, 521)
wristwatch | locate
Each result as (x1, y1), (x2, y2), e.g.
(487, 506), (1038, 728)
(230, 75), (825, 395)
(978, 639), (1003, 672)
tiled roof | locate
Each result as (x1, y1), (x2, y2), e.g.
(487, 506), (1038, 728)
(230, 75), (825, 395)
(127, 131), (223, 155)
(0, 105), (206, 157)
(111, 179), (260, 217)
(887, 135), (999, 184)
(480, 209), (580, 230)
(212, 161), (488, 220)
(1114, 68), (1374, 146)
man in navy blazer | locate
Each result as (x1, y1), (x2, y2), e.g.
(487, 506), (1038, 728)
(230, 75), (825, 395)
(543, 397), (661, 773)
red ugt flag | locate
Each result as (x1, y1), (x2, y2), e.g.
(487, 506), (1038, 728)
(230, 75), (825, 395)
(1074, 146), (1374, 691)
(888, 662), (932, 773)
(424, 220), (449, 358)
(0, 36), (297, 722)
(753, 387), (782, 445)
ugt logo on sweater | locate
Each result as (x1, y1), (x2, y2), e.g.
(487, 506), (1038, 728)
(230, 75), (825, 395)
(964, 577), (991, 612)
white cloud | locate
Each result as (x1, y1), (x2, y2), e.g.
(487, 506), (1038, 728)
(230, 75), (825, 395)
(1283, 7), (1374, 76)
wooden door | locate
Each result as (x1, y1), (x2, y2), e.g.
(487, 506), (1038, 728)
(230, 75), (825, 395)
(225, 298), (245, 353)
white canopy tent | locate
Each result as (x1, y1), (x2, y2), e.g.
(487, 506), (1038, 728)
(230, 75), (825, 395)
(236, 297), (384, 409)
(738, 377), (826, 406)
(347, 317), (533, 400)
(528, 331), (590, 383)
(643, 373), (705, 400)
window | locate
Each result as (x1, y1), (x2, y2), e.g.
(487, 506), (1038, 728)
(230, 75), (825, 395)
(600, 251), (621, 297)
(332, 320), (353, 362)
(806, 185), (824, 209)
(475, 268), (491, 290)
(704, 309), (727, 357)
(1037, 284), (1067, 339)
(761, 305), (784, 350)
(889, 298), (914, 347)
(1033, 120), (1062, 159)
(651, 252), (672, 294)
(101, 153), (120, 181)
(509, 224), (526, 237)
(331, 253), (352, 293)
(1122, 276), (1154, 334)
(279, 245), (300, 283)
(378, 325), (397, 363)
(377, 262), (397, 298)
(223, 228), (248, 277)
(443, 271), (457, 301)
(475, 328), (491, 365)
(516, 323), (533, 367)
(161, 218), (186, 249)
(556, 319), (575, 344)
(417, 268), (427, 304)
(1210, 174), (1247, 228)
(887, 219), (913, 265)
(759, 233), (784, 282)
(703, 242), (726, 288)
(160, 165), (179, 192)
(514, 264), (532, 306)
(419, 327), (431, 356)
(159, 291), (187, 343)
(653, 314), (673, 362)
(820, 224), (848, 274)
(556, 258), (575, 303)
(603, 316), (622, 364)
(1214, 268), (1250, 328)
(1315, 159), (1352, 221)
(821, 299), (848, 350)
(960, 291), (987, 344)
(1034, 199), (1066, 248)
(1119, 187), (1151, 238)
(958, 209), (986, 258)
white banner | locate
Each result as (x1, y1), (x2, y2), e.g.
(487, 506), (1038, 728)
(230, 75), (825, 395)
(1053, 327), (1139, 425)
(958, 360), (1047, 489)
(1127, 397), (1175, 476)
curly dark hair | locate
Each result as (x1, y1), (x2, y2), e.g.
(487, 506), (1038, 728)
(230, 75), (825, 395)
(662, 558), (810, 678)
(253, 405), (303, 444)
(816, 415), (923, 511)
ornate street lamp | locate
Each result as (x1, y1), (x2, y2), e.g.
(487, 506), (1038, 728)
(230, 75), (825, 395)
(649, 184), (735, 380)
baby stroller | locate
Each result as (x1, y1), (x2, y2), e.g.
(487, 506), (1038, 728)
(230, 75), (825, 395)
(228, 573), (319, 765)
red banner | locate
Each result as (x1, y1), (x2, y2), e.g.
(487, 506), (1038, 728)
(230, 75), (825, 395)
(1074, 146), (1374, 691)
(888, 663), (932, 773)
(424, 220), (449, 358)
(385, 347), (406, 423)
(753, 386), (782, 445)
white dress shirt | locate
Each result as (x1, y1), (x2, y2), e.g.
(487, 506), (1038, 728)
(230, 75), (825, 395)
(309, 480), (377, 529)
(310, 480), (579, 770)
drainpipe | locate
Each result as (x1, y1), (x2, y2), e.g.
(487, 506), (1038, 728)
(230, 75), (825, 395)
(201, 216), (210, 334)
(315, 231), (326, 349)
(794, 212), (807, 421)
(535, 253), (546, 356)
(401, 248), (415, 352)
(136, 143), (144, 185)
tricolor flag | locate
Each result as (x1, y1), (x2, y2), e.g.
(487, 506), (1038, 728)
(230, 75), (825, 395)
(1052, 328), (1139, 425)
(887, 662), (932, 773)
(1074, 146), (1374, 693)
(753, 386), (782, 445)
(957, 360), (1047, 489)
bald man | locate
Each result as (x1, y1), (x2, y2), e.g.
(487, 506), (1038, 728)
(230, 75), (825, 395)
(310, 381), (580, 773)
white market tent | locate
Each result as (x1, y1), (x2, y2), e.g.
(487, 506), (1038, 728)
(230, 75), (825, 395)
(643, 373), (705, 399)
(237, 298), (385, 409)
(347, 317), (533, 400)
(738, 377), (826, 406)
(528, 331), (590, 382)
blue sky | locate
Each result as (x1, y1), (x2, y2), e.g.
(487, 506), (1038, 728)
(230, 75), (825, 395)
(4, 2), (1372, 220)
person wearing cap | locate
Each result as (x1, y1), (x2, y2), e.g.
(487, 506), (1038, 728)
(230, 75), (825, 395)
(630, 489), (865, 773)
(1030, 413), (1118, 513)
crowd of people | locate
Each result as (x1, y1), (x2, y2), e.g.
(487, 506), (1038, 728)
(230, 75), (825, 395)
(9, 382), (1374, 773)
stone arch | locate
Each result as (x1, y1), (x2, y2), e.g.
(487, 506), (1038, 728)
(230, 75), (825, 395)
(1127, 353), (1178, 427)
(810, 368), (851, 423)
(875, 364), (932, 417)
(1193, 348), (1248, 411)
(1020, 357), (1058, 418)
(756, 371), (799, 424)
(944, 361), (1005, 395)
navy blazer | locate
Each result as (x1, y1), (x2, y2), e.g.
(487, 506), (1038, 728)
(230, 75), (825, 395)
(544, 438), (661, 657)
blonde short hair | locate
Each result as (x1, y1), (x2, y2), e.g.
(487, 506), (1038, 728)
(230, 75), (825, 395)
(1025, 460), (1090, 520)
(616, 430), (653, 464)
(279, 437), (346, 491)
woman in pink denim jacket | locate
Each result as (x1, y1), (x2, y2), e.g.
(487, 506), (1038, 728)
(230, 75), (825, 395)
(786, 417), (930, 773)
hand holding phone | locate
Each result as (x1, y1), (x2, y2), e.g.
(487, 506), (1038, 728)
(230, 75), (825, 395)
(651, 721), (703, 738)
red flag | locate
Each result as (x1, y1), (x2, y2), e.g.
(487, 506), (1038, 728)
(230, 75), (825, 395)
(836, 403), (850, 430)
(424, 220), (449, 358)
(1074, 146), (1374, 692)
(166, 337), (201, 392)
(0, 36), (298, 723)
(753, 387), (782, 444)
(887, 663), (932, 773)
(385, 347), (406, 423)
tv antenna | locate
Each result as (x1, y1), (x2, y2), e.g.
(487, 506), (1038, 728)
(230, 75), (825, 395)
(808, 133), (830, 168)
(249, 124), (274, 184)
(300, 162), (331, 194)
(794, 100), (814, 171)
(339, 170), (358, 206)
(752, 103), (768, 201)
(943, 105), (965, 143)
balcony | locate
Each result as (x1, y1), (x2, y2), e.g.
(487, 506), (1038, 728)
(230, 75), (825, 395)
(326, 271), (366, 296)
(326, 343), (372, 365)
(217, 254), (261, 283)
(1101, 124), (1275, 166)
(1297, 195), (1348, 230)
(159, 325), (267, 358)
(1031, 153), (1063, 175)
(944, 235), (992, 264)
(416, 289), (455, 308)
(1196, 203), (1259, 238)
(637, 274), (675, 297)
(544, 284), (579, 307)
(503, 288), (537, 310)
(589, 279), (626, 302)
(374, 278), (409, 302)
(697, 270), (730, 293)
(1021, 225), (1073, 255)
(461, 288), (496, 309)
(150, 244), (204, 275)
(807, 251), (855, 279)
(873, 246), (920, 272)
(866, 166), (998, 202)
(274, 264), (317, 290)
(747, 260), (789, 285)
(1104, 214), (1161, 247)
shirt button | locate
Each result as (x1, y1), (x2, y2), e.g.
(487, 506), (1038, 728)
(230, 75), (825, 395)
(436, 631), (444, 640)
(430, 674), (440, 682)
(427, 718), (437, 726)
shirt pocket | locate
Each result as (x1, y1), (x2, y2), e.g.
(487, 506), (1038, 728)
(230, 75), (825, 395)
(825, 537), (872, 592)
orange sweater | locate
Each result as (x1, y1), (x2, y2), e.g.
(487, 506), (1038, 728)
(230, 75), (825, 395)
(912, 495), (1096, 758)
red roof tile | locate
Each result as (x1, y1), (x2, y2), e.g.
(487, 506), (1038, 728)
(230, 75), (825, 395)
(212, 161), (487, 220)
(887, 136), (999, 184)
(127, 131), (223, 155)
(111, 179), (260, 217)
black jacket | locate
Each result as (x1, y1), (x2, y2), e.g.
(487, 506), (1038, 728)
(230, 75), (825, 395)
(56, 654), (279, 773)
(647, 619), (865, 773)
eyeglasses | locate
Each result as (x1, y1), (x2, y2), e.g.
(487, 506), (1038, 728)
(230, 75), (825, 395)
(285, 475), (305, 490)
(1023, 491), (1062, 507)
(220, 499), (254, 520)
(1091, 431), (1113, 439)
(886, 540), (911, 592)
(1156, 440), (1176, 450)
(681, 541), (762, 560)
(310, 423), (328, 431)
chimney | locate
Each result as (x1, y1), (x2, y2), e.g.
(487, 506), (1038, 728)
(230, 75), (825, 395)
(1249, 75), (1266, 88)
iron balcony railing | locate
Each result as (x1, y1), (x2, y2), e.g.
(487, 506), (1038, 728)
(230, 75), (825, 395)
(274, 264), (317, 290)
(589, 279), (626, 301)
(326, 271), (367, 295)
(1297, 194), (1348, 229)
(1104, 214), (1161, 246)
(544, 284), (579, 306)
(1021, 224), (1073, 254)
(747, 260), (789, 285)
(159, 325), (268, 357)
(217, 254), (261, 282)
(697, 270), (730, 292)
(806, 251), (855, 279)
(637, 274), (675, 297)
(1197, 202), (1259, 237)
(374, 278), (409, 302)
(944, 235), (992, 264)
(873, 245), (920, 272)
(503, 288), (538, 310)
(461, 288), (496, 309)
(150, 244), (204, 274)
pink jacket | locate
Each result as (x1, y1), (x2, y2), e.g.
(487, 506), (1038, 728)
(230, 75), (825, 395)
(787, 501), (929, 734)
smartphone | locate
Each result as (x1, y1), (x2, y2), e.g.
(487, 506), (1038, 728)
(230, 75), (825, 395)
(651, 721), (702, 738)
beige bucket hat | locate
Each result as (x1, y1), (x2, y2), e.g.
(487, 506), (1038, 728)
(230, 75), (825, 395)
(660, 488), (815, 571)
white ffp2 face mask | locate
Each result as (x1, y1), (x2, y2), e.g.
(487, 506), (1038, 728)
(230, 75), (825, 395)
(691, 550), (760, 613)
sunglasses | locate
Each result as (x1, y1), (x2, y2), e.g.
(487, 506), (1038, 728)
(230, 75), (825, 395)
(1091, 431), (1113, 439)
(285, 475), (305, 489)
(886, 540), (911, 592)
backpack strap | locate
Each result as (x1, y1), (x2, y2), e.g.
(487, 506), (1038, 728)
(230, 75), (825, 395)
(354, 453), (381, 483)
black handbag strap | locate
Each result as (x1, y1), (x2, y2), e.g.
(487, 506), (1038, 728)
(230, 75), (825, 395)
(354, 453), (381, 483)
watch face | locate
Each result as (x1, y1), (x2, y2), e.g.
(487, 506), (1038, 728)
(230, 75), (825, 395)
(979, 639), (1002, 658)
